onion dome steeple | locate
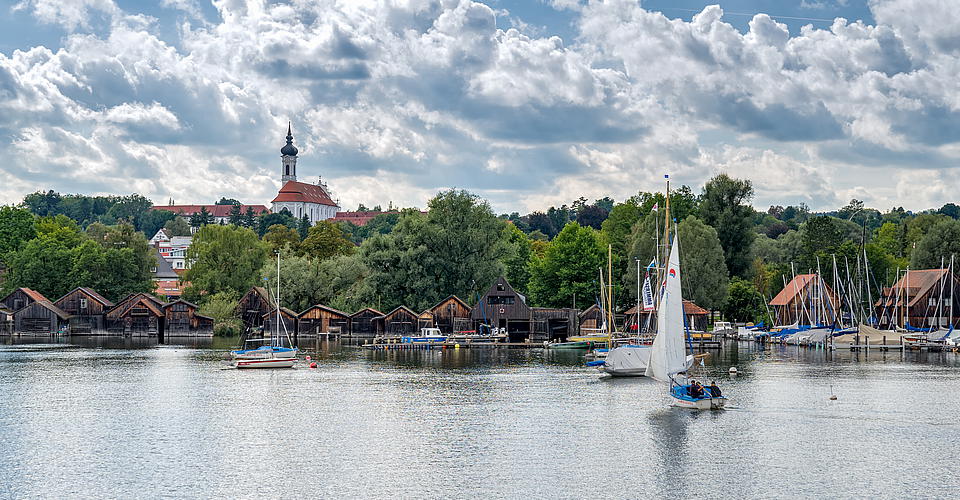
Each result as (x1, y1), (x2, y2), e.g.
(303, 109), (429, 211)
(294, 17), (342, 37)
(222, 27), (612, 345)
(281, 122), (299, 157)
(280, 122), (298, 182)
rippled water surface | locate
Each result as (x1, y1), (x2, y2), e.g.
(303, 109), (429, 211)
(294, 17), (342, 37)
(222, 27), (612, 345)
(2, 337), (960, 499)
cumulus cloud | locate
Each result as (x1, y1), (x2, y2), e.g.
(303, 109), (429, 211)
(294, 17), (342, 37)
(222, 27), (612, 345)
(1, 0), (960, 213)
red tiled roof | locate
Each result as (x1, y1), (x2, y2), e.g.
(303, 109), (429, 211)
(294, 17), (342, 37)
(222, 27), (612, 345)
(272, 181), (338, 206)
(769, 274), (817, 306)
(151, 205), (269, 217)
(878, 269), (952, 307)
(331, 211), (398, 226)
(21, 288), (49, 303)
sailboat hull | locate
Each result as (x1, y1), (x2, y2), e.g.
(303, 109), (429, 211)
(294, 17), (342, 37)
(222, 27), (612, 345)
(670, 385), (726, 410)
(235, 357), (296, 369)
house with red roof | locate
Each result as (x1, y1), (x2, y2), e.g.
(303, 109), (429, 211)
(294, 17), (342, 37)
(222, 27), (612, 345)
(875, 269), (959, 329)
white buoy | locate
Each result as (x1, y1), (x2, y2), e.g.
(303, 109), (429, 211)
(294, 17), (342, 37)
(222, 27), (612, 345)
(829, 385), (837, 400)
(728, 366), (738, 374)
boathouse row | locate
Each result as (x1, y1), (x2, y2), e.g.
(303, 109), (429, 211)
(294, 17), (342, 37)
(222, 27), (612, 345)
(0, 287), (213, 337)
(235, 278), (580, 341)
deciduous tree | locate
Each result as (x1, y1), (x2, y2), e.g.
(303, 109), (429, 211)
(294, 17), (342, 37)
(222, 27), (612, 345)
(699, 174), (755, 277)
(528, 222), (605, 308)
(184, 225), (269, 300)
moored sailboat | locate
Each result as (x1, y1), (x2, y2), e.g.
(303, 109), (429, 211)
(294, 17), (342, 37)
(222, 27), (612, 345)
(232, 254), (297, 369)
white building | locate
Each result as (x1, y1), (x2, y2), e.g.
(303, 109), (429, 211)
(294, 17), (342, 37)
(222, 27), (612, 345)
(270, 123), (340, 224)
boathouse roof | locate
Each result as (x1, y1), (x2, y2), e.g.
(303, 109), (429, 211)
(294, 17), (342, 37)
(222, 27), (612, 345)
(877, 269), (955, 307)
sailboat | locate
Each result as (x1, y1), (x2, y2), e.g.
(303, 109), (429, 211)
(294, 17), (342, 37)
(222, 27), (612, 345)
(646, 232), (725, 410)
(232, 254), (297, 368)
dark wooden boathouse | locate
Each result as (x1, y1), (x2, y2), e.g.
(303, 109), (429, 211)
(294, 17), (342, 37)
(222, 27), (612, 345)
(426, 295), (471, 334)
(236, 287), (273, 332)
(105, 293), (166, 336)
(263, 307), (298, 339)
(163, 299), (214, 336)
(298, 304), (350, 336)
(471, 276), (533, 342)
(54, 287), (114, 334)
(578, 304), (604, 333)
(1, 288), (47, 312)
(13, 300), (70, 334)
(379, 306), (418, 335)
(348, 307), (382, 337)
(532, 307), (579, 341)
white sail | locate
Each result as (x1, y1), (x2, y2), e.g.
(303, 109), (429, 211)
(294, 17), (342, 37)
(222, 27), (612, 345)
(644, 236), (688, 382)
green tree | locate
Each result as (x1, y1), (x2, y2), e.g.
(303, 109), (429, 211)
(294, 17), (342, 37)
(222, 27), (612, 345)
(189, 207), (214, 228)
(698, 174), (755, 277)
(163, 217), (192, 237)
(228, 204), (243, 226)
(297, 214), (311, 239)
(243, 207), (257, 228)
(216, 197), (241, 206)
(911, 220), (960, 269)
(256, 208), (297, 236)
(139, 209), (176, 239)
(299, 221), (355, 260)
(0, 206), (36, 264)
(721, 278), (767, 323)
(200, 291), (243, 336)
(503, 223), (533, 294)
(798, 216), (846, 271)
(263, 224), (301, 253)
(3, 216), (85, 298)
(359, 191), (513, 311)
(184, 225), (270, 300)
(528, 222), (605, 308)
(105, 194), (154, 230)
(677, 216), (729, 311)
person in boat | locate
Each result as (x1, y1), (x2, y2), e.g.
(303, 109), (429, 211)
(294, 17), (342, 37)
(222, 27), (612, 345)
(687, 380), (704, 398)
(707, 381), (722, 397)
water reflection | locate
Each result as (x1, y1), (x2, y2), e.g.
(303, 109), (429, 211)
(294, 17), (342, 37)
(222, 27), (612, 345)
(1, 338), (960, 497)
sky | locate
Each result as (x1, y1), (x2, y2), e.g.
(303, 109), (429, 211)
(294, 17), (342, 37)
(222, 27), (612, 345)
(1, 0), (958, 214)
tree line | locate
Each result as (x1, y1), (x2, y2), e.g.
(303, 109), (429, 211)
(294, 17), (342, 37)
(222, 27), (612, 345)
(6, 177), (960, 333)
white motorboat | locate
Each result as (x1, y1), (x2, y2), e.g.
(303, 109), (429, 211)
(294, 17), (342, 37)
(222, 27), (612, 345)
(401, 327), (447, 343)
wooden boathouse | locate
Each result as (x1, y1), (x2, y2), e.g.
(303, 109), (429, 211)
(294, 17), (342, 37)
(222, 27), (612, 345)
(348, 307), (382, 337)
(769, 274), (840, 326)
(424, 295), (471, 334)
(163, 299), (214, 336)
(298, 304), (350, 336)
(263, 307), (298, 338)
(578, 304), (604, 332)
(875, 268), (959, 329)
(1, 288), (47, 312)
(379, 306), (418, 335)
(13, 300), (70, 334)
(105, 293), (166, 337)
(54, 287), (114, 334)
(236, 287), (273, 332)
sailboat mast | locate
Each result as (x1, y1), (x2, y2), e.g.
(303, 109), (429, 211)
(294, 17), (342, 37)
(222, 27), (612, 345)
(951, 254), (955, 329)
(608, 244), (614, 336)
(276, 252), (281, 348)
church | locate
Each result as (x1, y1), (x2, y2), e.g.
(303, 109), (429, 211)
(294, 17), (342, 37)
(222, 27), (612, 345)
(270, 123), (340, 224)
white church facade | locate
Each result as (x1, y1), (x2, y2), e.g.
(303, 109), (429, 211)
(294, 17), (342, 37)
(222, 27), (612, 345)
(270, 123), (340, 224)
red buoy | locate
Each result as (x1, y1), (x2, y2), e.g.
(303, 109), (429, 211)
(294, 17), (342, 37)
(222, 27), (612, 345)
(306, 355), (312, 361)
(309, 362), (317, 368)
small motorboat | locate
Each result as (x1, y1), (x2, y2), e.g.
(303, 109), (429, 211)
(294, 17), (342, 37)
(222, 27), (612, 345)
(401, 327), (447, 343)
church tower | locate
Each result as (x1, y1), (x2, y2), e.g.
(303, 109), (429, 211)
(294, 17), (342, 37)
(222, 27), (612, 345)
(280, 122), (298, 182)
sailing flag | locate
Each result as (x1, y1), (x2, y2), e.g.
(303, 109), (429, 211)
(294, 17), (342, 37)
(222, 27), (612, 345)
(651, 202), (658, 212)
(647, 258), (657, 270)
(642, 275), (655, 311)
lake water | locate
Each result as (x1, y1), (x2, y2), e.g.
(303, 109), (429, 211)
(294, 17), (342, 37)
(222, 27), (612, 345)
(1, 337), (959, 499)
